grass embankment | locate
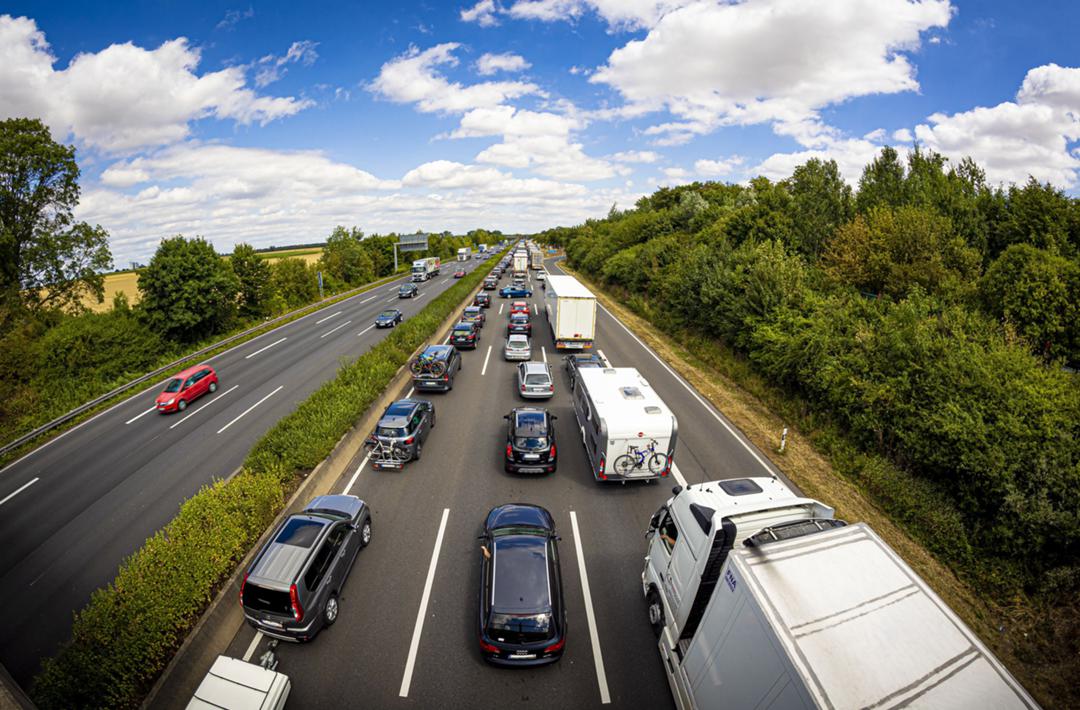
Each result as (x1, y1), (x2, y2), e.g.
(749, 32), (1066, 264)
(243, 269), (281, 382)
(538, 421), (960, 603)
(562, 262), (1072, 709)
(30, 252), (501, 710)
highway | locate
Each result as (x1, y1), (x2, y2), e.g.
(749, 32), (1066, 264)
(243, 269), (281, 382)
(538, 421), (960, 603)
(221, 255), (789, 709)
(0, 258), (487, 686)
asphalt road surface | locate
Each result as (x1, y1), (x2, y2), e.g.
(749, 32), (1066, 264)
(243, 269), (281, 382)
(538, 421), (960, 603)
(0, 259), (488, 686)
(222, 256), (789, 709)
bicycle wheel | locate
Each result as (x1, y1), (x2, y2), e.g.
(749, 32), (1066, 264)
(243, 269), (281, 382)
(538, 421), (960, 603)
(428, 360), (448, 377)
(409, 360), (425, 376)
(390, 447), (410, 463)
(612, 455), (636, 476)
(647, 453), (668, 474)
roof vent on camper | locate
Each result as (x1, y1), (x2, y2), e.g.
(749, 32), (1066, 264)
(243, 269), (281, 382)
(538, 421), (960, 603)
(718, 479), (764, 496)
(620, 386), (644, 400)
(643, 405), (661, 414)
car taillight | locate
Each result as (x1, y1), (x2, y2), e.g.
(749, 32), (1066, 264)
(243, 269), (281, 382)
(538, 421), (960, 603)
(239, 572), (247, 605)
(544, 638), (565, 654)
(506, 443), (513, 459)
(404, 436), (415, 445)
(662, 454), (672, 477)
(549, 443), (556, 458)
(548, 383), (554, 391)
(479, 638), (500, 654)
(290, 583), (304, 621)
(598, 454), (606, 480)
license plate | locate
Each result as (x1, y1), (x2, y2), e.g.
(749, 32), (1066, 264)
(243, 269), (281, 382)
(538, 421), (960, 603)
(261, 620), (283, 629)
(523, 454), (540, 460)
(518, 468), (543, 474)
(511, 651), (536, 659)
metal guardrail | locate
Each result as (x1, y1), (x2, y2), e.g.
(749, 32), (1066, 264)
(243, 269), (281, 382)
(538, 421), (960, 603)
(0, 273), (405, 458)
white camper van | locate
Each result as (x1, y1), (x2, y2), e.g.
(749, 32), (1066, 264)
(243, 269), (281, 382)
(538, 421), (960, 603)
(571, 367), (676, 482)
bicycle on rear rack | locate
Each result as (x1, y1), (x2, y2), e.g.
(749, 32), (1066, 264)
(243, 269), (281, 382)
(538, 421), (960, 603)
(612, 438), (667, 476)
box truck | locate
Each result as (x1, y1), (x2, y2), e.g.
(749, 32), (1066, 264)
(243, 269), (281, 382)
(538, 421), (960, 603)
(642, 477), (1039, 710)
(457, 247), (471, 262)
(571, 366), (676, 482)
(530, 251), (543, 270)
(512, 251), (529, 274)
(544, 274), (596, 350)
(411, 257), (440, 282)
(478, 243), (487, 253)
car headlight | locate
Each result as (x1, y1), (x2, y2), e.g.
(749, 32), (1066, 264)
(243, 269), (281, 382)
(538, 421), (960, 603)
(166, 398), (175, 405)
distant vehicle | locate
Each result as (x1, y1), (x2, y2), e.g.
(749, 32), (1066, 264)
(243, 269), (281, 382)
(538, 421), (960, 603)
(499, 285), (532, 298)
(454, 269), (467, 278)
(483, 278), (498, 290)
(509, 300), (530, 316)
(457, 247), (471, 262)
(478, 243), (487, 253)
(474, 292), (491, 308)
(507, 313), (531, 335)
(535, 271), (546, 281)
(504, 407), (557, 474)
(517, 361), (554, 399)
(544, 275), (596, 350)
(478, 504), (566, 665)
(571, 367), (676, 482)
(187, 655), (290, 710)
(241, 495), (371, 642)
(512, 252), (528, 273)
(398, 283), (418, 298)
(450, 321), (480, 349)
(374, 309), (403, 328)
(411, 257), (441, 282)
(411, 344), (462, 392)
(530, 251), (543, 270)
(462, 305), (486, 328)
(504, 334), (531, 361)
(369, 399), (434, 469)
(564, 352), (605, 390)
(156, 364), (218, 413)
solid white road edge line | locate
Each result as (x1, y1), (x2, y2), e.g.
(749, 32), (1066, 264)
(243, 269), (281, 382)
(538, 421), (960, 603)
(217, 386), (284, 434)
(570, 511), (612, 704)
(597, 303), (775, 475)
(541, 346), (547, 364)
(242, 631), (263, 662)
(399, 507), (450, 698)
(406, 387), (415, 398)
(319, 320), (352, 338)
(169, 385), (239, 430)
(315, 310), (342, 325)
(670, 461), (689, 489)
(0, 477), (39, 507)
(342, 452), (371, 496)
(125, 406), (157, 425)
(357, 324), (375, 337)
(245, 337), (287, 359)
(481, 346), (492, 376)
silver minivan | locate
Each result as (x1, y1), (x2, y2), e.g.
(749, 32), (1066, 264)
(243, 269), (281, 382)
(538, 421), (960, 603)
(504, 334), (532, 361)
(517, 361), (554, 399)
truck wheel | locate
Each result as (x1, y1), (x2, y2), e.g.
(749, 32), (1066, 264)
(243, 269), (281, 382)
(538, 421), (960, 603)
(647, 588), (665, 637)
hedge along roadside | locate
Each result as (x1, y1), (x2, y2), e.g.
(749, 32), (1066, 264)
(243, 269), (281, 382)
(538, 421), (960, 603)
(0, 269), (408, 470)
(30, 250), (506, 710)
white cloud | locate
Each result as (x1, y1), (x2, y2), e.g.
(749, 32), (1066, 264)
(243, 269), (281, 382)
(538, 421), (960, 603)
(695, 156), (744, 177)
(503, 1), (698, 29)
(475, 52), (531, 76)
(402, 160), (507, 188)
(863, 128), (886, 141)
(590, 0), (952, 143)
(661, 166), (691, 182)
(254, 40), (319, 88)
(609, 150), (660, 163)
(460, 0), (500, 27)
(892, 127), (914, 142)
(216, 6), (254, 31)
(752, 136), (883, 185)
(0, 15), (312, 153)
(369, 43), (541, 113)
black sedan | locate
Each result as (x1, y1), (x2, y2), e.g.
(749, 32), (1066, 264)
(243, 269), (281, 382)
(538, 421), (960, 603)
(398, 283), (419, 298)
(478, 504), (566, 665)
(564, 352), (605, 390)
(504, 407), (556, 474)
(374, 309), (404, 328)
(450, 321), (480, 349)
(474, 292), (491, 308)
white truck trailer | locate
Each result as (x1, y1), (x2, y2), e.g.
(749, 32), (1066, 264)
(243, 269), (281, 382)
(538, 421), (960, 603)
(571, 366), (676, 482)
(478, 243), (488, 253)
(643, 477), (1039, 710)
(411, 257), (440, 282)
(457, 247), (471, 261)
(544, 274), (596, 350)
(530, 250), (543, 270)
(512, 251), (529, 274)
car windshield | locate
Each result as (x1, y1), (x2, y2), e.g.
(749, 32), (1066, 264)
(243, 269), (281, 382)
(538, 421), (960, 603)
(274, 518), (324, 547)
(399, 285), (412, 291)
(163, 378), (183, 393)
(379, 311), (396, 318)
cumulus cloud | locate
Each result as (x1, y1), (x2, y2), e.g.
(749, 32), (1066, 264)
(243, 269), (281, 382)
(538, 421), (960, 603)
(892, 127), (914, 142)
(0, 15), (312, 153)
(460, 0), (500, 27)
(255, 40), (319, 88)
(497, 1), (697, 30)
(695, 156), (744, 177)
(475, 52), (531, 76)
(609, 150), (660, 163)
(216, 6), (254, 31)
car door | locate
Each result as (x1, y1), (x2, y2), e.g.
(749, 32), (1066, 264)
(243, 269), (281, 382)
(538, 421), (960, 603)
(421, 403), (434, 441)
(306, 525), (347, 605)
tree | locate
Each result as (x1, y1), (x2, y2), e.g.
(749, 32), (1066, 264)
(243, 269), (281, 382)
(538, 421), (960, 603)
(272, 257), (318, 308)
(319, 227), (374, 287)
(138, 236), (239, 342)
(993, 178), (1074, 257)
(0, 118), (112, 320)
(784, 158), (853, 258)
(230, 244), (274, 319)
(855, 146), (906, 213)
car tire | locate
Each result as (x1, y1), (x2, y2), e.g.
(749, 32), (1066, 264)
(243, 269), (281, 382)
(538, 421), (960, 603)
(414, 442), (422, 461)
(324, 593), (339, 626)
(647, 588), (664, 637)
(430, 411), (436, 428)
(208, 381), (218, 393)
(359, 517), (372, 547)
(177, 399), (187, 411)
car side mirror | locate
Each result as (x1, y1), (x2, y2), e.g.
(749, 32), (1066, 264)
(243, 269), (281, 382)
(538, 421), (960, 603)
(550, 415), (558, 420)
(502, 414), (509, 420)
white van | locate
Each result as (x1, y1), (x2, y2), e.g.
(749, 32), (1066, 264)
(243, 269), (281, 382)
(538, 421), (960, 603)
(571, 367), (677, 482)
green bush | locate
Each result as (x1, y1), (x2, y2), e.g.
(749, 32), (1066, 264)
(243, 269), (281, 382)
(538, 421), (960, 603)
(31, 252), (503, 709)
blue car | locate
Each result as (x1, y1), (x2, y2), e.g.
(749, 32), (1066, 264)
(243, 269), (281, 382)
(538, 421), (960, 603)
(499, 285), (533, 298)
(374, 309), (404, 328)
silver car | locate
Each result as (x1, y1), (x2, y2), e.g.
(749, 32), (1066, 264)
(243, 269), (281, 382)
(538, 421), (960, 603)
(517, 361), (554, 399)
(504, 334), (532, 361)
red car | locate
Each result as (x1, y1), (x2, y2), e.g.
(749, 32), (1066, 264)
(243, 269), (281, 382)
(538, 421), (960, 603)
(510, 300), (529, 315)
(454, 269), (466, 278)
(156, 364), (219, 413)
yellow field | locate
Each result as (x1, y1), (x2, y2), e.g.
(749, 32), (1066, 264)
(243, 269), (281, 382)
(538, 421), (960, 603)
(82, 249), (324, 312)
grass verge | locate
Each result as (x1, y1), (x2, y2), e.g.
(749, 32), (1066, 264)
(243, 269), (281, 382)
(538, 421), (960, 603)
(28, 253), (501, 709)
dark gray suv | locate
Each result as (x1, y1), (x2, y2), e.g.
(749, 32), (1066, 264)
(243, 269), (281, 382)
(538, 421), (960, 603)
(370, 399), (435, 469)
(411, 344), (462, 392)
(241, 495), (371, 642)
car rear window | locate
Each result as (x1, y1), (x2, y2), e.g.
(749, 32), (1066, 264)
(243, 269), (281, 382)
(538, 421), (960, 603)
(377, 426), (407, 438)
(242, 583), (292, 616)
(274, 518), (323, 548)
(508, 340), (528, 349)
(164, 378), (183, 393)
(487, 612), (553, 643)
(511, 315), (529, 323)
(524, 374), (550, 385)
(454, 324), (473, 332)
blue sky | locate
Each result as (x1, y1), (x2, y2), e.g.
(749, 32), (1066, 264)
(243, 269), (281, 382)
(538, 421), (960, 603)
(2, 1), (1078, 264)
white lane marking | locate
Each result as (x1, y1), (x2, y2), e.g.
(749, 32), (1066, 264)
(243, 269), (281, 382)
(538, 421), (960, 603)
(406, 387), (415, 398)
(169, 385), (239, 429)
(541, 346), (547, 364)
(217, 386), (284, 434)
(387, 296), (398, 303)
(360, 295), (377, 304)
(440, 278), (449, 285)
(0, 477), (39, 507)
(598, 303), (775, 475)
(315, 310), (342, 325)
(320, 320), (352, 338)
(342, 452), (371, 496)
(125, 406), (157, 425)
(415, 291), (426, 299)
(242, 631), (263, 662)
(498, 303), (504, 315)
(533, 303), (538, 315)
(399, 508), (450, 698)
(670, 461), (689, 488)
(357, 324), (375, 337)
(245, 337), (287, 359)
(481, 346), (492, 376)
(596, 349), (609, 367)
(570, 511), (611, 704)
